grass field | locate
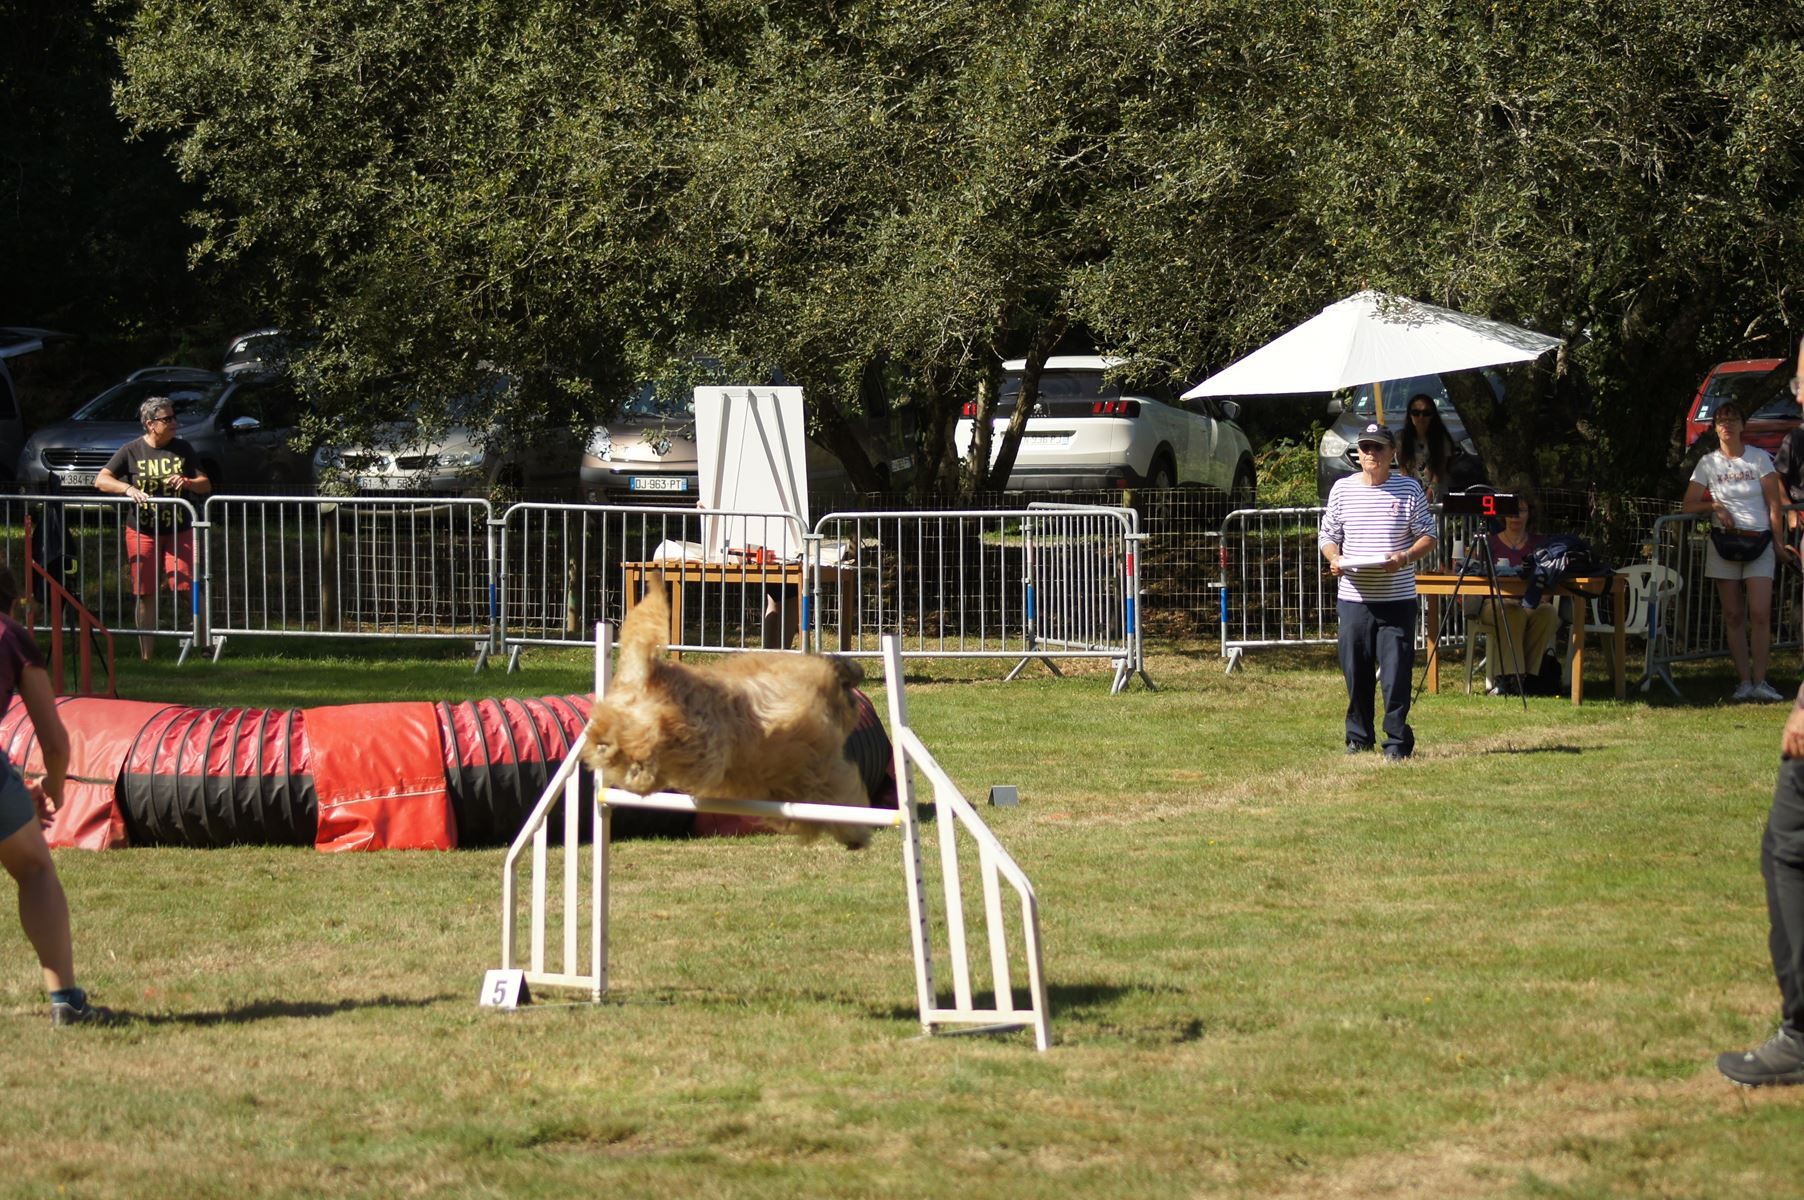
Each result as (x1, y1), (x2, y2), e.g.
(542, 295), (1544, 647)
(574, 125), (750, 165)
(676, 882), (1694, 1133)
(2, 639), (1802, 1197)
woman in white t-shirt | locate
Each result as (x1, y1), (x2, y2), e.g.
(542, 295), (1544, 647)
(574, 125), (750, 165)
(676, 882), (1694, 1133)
(1683, 400), (1798, 701)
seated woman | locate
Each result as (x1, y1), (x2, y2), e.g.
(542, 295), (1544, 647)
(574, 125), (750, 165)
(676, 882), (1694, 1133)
(1469, 492), (1563, 695)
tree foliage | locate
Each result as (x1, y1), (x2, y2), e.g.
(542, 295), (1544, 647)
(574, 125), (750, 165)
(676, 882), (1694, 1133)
(0, 2), (206, 388)
(83, 0), (1804, 494)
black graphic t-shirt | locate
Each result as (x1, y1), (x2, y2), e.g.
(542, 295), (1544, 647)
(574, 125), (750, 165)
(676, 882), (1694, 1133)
(104, 437), (201, 531)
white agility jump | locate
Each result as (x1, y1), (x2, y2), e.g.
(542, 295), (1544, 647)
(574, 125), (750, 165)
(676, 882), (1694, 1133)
(493, 629), (1052, 1050)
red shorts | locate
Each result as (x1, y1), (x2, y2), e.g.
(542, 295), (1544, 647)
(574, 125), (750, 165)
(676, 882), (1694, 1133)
(124, 527), (195, 596)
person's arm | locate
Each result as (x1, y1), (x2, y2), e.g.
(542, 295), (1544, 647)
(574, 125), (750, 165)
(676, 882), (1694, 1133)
(96, 450), (150, 505)
(1784, 683), (1804, 759)
(1386, 534), (1437, 573)
(1761, 472), (1795, 559)
(175, 449), (212, 497)
(1681, 480), (1731, 527)
(1319, 491), (1346, 575)
(1775, 433), (1799, 529)
(1385, 483), (1437, 571)
(17, 665), (68, 815)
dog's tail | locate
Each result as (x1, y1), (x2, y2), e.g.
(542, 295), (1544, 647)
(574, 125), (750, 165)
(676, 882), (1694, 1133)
(614, 574), (670, 688)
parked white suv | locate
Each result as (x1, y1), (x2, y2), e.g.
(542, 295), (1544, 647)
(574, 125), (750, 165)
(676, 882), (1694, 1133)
(954, 356), (1256, 501)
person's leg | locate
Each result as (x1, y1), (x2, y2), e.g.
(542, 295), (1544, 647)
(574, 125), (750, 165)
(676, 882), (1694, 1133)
(1496, 602), (1532, 677)
(1763, 758), (1804, 1037)
(1522, 603), (1562, 674)
(1373, 599), (1417, 757)
(165, 530), (197, 646)
(1472, 603), (1502, 688)
(761, 585), (801, 649)
(1337, 600), (1376, 750)
(1718, 576), (1751, 685)
(1724, 757), (1804, 1084)
(123, 526), (155, 660)
(0, 800), (74, 992)
(1746, 573), (1775, 688)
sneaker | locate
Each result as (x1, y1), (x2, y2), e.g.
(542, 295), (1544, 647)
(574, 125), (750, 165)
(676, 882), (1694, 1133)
(1732, 681), (1757, 702)
(1382, 747), (1411, 763)
(50, 998), (114, 1027)
(1751, 680), (1786, 703)
(1717, 1028), (1804, 1087)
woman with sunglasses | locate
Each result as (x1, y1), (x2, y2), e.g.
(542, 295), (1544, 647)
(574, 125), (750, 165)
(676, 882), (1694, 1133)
(1398, 393), (1457, 501)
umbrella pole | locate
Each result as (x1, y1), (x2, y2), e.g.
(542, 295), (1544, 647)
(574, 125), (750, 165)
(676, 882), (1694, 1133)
(1373, 378), (1385, 424)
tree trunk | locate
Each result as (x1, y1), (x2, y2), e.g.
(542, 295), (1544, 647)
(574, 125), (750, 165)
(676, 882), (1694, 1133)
(985, 314), (1068, 493)
(959, 365), (1000, 502)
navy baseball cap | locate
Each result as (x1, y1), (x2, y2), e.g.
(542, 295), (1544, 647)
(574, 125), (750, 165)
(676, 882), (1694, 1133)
(1355, 422), (1395, 448)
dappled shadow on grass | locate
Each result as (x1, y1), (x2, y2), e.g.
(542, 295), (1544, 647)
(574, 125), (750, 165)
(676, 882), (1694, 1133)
(128, 993), (452, 1027)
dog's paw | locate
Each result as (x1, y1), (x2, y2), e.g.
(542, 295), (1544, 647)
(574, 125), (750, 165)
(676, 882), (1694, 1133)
(618, 758), (661, 795)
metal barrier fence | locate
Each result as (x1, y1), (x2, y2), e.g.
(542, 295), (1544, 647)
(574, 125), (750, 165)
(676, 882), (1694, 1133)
(10, 494), (202, 661)
(1645, 510), (1804, 696)
(496, 504), (810, 668)
(810, 506), (1145, 693)
(203, 496), (497, 662)
(1216, 504), (1493, 670)
(4, 496), (1142, 687)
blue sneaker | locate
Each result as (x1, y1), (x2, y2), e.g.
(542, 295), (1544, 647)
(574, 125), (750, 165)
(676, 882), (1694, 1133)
(50, 996), (114, 1027)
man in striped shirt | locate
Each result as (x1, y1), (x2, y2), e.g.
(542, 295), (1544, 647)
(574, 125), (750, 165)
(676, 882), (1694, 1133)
(1318, 421), (1438, 760)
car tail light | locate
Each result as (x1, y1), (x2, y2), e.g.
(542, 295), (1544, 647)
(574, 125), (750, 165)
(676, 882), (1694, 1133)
(1090, 400), (1139, 416)
(961, 402), (976, 417)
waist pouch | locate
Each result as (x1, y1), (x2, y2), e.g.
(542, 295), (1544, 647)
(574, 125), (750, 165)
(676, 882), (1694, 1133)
(1710, 528), (1772, 562)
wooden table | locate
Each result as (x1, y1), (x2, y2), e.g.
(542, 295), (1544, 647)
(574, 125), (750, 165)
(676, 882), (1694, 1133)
(1416, 571), (1626, 705)
(622, 560), (854, 653)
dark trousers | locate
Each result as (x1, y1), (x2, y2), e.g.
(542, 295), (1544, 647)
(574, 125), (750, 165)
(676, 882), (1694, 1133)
(1763, 758), (1804, 1036)
(1337, 598), (1417, 755)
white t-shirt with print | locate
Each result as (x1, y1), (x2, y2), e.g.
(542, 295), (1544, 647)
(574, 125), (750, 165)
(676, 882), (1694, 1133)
(1690, 445), (1776, 532)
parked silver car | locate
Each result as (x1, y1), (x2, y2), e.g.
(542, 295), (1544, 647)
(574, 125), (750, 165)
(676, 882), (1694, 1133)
(18, 366), (314, 495)
(580, 384), (917, 508)
(312, 380), (580, 499)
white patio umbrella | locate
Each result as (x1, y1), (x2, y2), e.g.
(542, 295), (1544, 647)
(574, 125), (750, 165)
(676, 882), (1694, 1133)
(1182, 290), (1562, 420)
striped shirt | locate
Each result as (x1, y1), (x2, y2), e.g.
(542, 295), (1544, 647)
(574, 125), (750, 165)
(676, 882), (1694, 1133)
(1320, 471), (1436, 603)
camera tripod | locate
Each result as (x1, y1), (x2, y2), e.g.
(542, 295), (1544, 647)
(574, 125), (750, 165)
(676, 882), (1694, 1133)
(1416, 515), (1528, 711)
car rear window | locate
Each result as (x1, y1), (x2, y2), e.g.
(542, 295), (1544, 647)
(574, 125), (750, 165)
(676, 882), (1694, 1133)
(75, 379), (223, 422)
(1697, 369), (1796, 423)
(999, 371), (1121, 404)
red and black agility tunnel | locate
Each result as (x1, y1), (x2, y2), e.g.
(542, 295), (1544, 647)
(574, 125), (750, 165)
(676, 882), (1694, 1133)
(0, 692), (894, 852)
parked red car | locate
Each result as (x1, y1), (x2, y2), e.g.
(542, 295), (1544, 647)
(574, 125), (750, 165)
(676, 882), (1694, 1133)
(1685, 358), (1794, 452)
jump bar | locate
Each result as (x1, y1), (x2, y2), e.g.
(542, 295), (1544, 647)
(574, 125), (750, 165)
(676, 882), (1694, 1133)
(599, 787), (905, 828)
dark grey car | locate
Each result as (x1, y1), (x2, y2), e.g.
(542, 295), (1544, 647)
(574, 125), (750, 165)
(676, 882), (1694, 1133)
(17, 367), (313, 495)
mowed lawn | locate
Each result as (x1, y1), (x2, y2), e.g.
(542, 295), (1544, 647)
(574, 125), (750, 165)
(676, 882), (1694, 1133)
(0, 640), (1800, 1198)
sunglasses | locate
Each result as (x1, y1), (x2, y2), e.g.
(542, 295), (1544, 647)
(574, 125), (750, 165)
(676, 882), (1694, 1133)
(1407, 407), (1433, 416)
(147, 414), (176, 425)
(1356, 443), (1391, 452)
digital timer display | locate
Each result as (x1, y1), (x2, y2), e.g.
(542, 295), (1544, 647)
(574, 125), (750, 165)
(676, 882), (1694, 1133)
(1442, 490), (1520, 518)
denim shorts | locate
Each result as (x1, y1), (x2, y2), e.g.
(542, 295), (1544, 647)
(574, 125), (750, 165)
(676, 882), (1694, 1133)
(0, 765), (32, 842)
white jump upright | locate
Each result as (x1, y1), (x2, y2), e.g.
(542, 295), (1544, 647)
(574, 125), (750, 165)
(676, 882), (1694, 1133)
(494, 628), (1051, 1050)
